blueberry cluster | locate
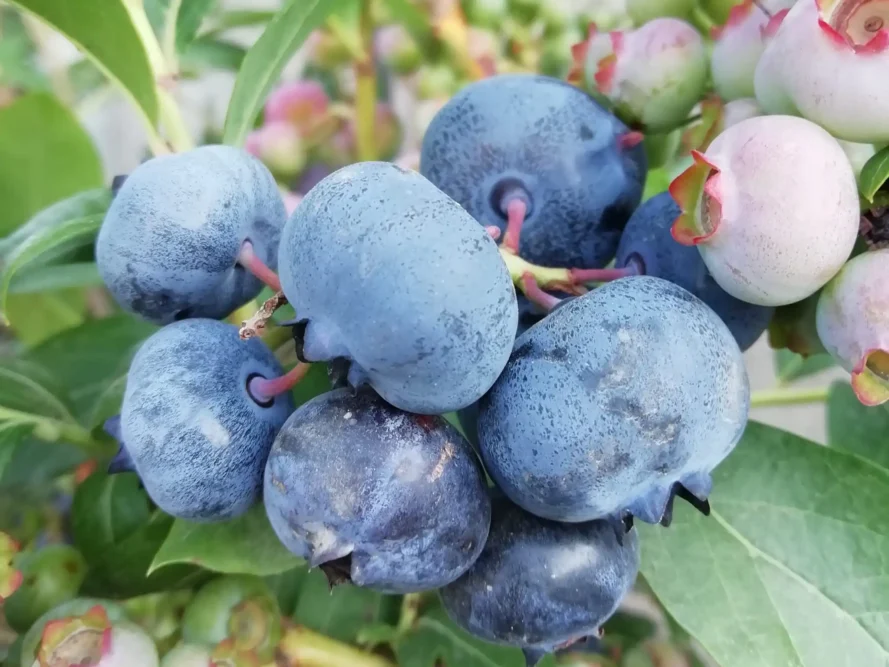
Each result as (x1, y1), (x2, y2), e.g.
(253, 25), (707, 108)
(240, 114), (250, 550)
(97, 75), (758, 665)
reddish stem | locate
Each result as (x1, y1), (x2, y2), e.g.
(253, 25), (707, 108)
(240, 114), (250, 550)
(237, 242), (282, 292)
(485, 225), (502, 241)
(249, 363), (310, 403)
(521, 273), (563, 312)
(503, 198), (527, 254)
(570, 265), (638, 284)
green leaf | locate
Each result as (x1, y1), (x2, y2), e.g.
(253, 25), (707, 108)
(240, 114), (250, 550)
(199, 9), (275, 38)
(0, 356), (75, 421)
(8, 263), (103, 295)
(0, 440), (85, 490)
(290, 569), (400, 644)
(0, 214), (103, 320)
(222, 0), (358, 146)
(8, 0), (159, 126)
(641, 421), (889, 667)
(180, 37), (246, 73)
(71, 471), (153, 565)
(0, 188), (110, 259)
(0, 94), (103, 235)
(0, 8), (48, 91)
(25, 315), (157, 423)
(4, 291), (87, 348)
(395, 603), (556, 667)
(150, 504), (302, 577)
(827, 381), (889, 469)
(774, 350), (835, 385)
(79, 509), (207, 599)
(859, 145), (889, 203)
(0, 424), (32, 482)
(172, 0), (217, 52)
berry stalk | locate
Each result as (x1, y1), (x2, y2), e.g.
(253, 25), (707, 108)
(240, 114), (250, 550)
(248, 363), (311, 403)
(355, 0), (378, 162)
(275, 623), (395, 667)
(749, 386), (830, 408)
(237, 242), (282, 292)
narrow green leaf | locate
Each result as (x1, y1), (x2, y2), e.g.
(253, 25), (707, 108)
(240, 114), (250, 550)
(199, 9), (276, 38)
(0, 214), (103, 320)
(827, 381), (889, 469)
(150, 504), (302, 577)
(25, 315), (157, 422)
(0, 94), (103, 235)
(222, 0), (358, 146)
(8, 263), (102, 295)
(173, 0), (217, 52)
(641, 421), (889, 667)
(4, 291), (87, 348)
(0, 356), (75, 422)
(859, 145), (889, 203)
(774, 350), (835, 385)
(7, 0), (159, 126)
(291, 569), (401, 644)
(180, 37), (246, 73)
(0, 189), (110, 259)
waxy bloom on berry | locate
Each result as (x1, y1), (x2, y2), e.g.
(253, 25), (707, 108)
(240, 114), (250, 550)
(670, 115), (859, 307)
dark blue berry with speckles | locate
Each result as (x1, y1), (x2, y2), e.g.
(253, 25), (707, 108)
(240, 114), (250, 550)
(615, 193), (774, 351)
(278, 161), (518, 415)
(477, 276), (749, 525)
(439, 496), (639, 666)
(419, 74), (646, 270)
(96, 145), (286, 325)
(263, 388), (491, 594)
(113, 319), (294, 521)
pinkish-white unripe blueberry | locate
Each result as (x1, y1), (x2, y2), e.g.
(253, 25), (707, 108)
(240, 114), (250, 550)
(722, 97), (763, 127)
(32, 605), (159, 667)
(817, 249), (889, 405)
(245, 122), (306, 181)
(263, 81), (329, 136)
(670, 114), (860, 306)
(755, 0), (889, 143)
(571, 18), (708, 132)
(711, 1), (797, 101)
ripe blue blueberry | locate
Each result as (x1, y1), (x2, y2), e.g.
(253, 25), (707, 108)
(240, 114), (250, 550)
(263, 388), (491, 594)
(278, 161), (517, 414)
(419, 74), (646, 271)
(439, 495), (640, 666)
(612, 192), (774, 351)
(96, 145), (286, 325)
(106, 319), (295, 521)
(478, 276), (749, 526)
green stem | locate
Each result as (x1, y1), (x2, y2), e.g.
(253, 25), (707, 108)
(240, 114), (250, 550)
(158, 88), (194, 153)
(397, 593), (423, 635)
(162, 0), (184, 71)
(0, 407), (107, 454)
(276, 625), (395, 667)
(690, 5), (717, 34)
(749, 386), (830, 408)
(122, 0), (171, 78)
(354, 0), (378, 162)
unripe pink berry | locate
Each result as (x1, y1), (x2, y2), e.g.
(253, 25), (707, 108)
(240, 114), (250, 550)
(670, 114), (860, 306)
(755, 0), (889, 143)
(711, 1), (796, 100)
(245, 122), (306, 181)
(817, 249), (889, 406)
(571, 18), (708, 132)
(722, 97), (763, 127)
(263, 81), (329, 136)
(34, 605), (159, 667)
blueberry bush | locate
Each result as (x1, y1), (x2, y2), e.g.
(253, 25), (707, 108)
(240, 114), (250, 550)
(0, 1), (887, 666)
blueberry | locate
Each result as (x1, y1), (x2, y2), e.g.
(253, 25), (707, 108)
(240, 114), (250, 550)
(107, 319), (294, 521)
(263, 388), (491, 594)
(419, 74), (646, 271)
(478, 276), (749, 525)
(439, 496), (640, 666)
(613, 192), (774, 351)
(278, 161), (517, 414)
(96, 145), (286, 325)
